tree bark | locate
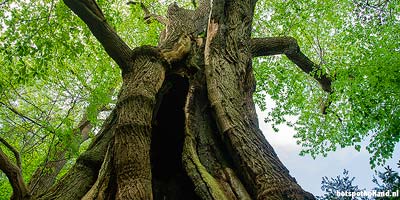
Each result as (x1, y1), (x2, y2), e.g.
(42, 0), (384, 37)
(36, 110), (117, 200)
(0, 148), (30, 200)
(5, 0), (327, 199)
(202, 1), (314, 199)
(250, 37), (332, 93)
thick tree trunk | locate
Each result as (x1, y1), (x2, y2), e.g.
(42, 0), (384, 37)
(203, 2), (314, 199)
(30, 0), (319, 199)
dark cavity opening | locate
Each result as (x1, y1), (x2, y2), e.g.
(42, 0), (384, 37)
(151, 75), (199, 200)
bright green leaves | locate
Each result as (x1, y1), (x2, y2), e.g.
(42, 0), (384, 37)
(123, 1), (164, 46)
(86, 83), (114, 125)
(253, 0), (400, 167)
(0, 0), (124, 196)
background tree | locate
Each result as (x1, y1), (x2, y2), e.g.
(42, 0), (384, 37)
(318, 163), (400, 200)
(0, 0), (399, 199)
(317, 169), (368, 200)
(372, 165), (400, 200)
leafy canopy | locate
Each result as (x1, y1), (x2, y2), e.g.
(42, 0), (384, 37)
(252, 0), (400, 168)
(0, 0), (399, 198)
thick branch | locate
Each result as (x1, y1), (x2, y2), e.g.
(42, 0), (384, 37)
(0, 148), (30, 199)
(63, 0), (132, 68)
(0, 137), (22, 169)
(251, 37), (332, 93)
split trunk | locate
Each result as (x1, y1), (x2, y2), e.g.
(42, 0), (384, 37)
(30, 1), (316, 199)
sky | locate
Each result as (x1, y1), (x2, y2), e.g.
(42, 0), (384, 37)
(256, 102), (400, 196)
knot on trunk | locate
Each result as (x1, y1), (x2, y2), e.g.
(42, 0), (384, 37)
(161, 34), (192, 64)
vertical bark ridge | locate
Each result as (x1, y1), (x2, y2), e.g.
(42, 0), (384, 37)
(113, 49), (166, 199)
(204, 1), (315, 199)
(182, 133), (228, 200)
(114, 125), (152, 199)
(183, 74), (252, 200)
(183, 83), (228, 200)
(82, 142), (115, 200)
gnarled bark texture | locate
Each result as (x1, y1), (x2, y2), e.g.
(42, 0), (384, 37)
(3, 0), (337, 199)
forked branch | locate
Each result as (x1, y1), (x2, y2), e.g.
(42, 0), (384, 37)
(251, 37), (332, 93)
(63, 0), (133, 68)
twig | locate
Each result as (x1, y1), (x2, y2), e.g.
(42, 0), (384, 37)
(0, 101), (47, 130)
(127, 1), (169, 25)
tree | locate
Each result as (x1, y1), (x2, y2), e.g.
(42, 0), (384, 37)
(0, 0), (398, 199)
(1, 0), (319, 199)
(318, 164), (400, 200)
(253, 0), (399, 168)
(317, 169), (368, 200)
(372, 165), (400, 200)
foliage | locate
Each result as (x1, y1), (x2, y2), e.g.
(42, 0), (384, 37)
(0, 0), (120, 198)
(372, 166), (400, 199)
(317, 169), (368, 200)
(318, 165), (400, 200)
(0, 0), (177, 197)
(0, 0), (398, 198)
(253, 0), (400, 167)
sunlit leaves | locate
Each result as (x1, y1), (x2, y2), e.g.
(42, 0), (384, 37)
(253, 0), (400, 167)
(0, 0), (398, 198)
(0, 0), (126, 197)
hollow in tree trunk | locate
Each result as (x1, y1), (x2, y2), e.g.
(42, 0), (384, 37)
(5, 0), (336, 199)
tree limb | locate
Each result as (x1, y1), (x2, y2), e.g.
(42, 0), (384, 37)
(0, 137), (22, 169)
(251, 37), (332, 93)
(63, 0), (133, 68)
(0, 148), (30, 199)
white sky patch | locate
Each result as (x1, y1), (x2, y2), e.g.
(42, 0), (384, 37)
(328, 28), (336, 37)
(9, 2), (19, 9)
(3, 10), (12, 20)
(258, 107), (298, 147)
(261, 9), (274, 22)
(395, 14), (400, 22)
(256, 94), (298, 147)
(1, 21), (8, 35)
